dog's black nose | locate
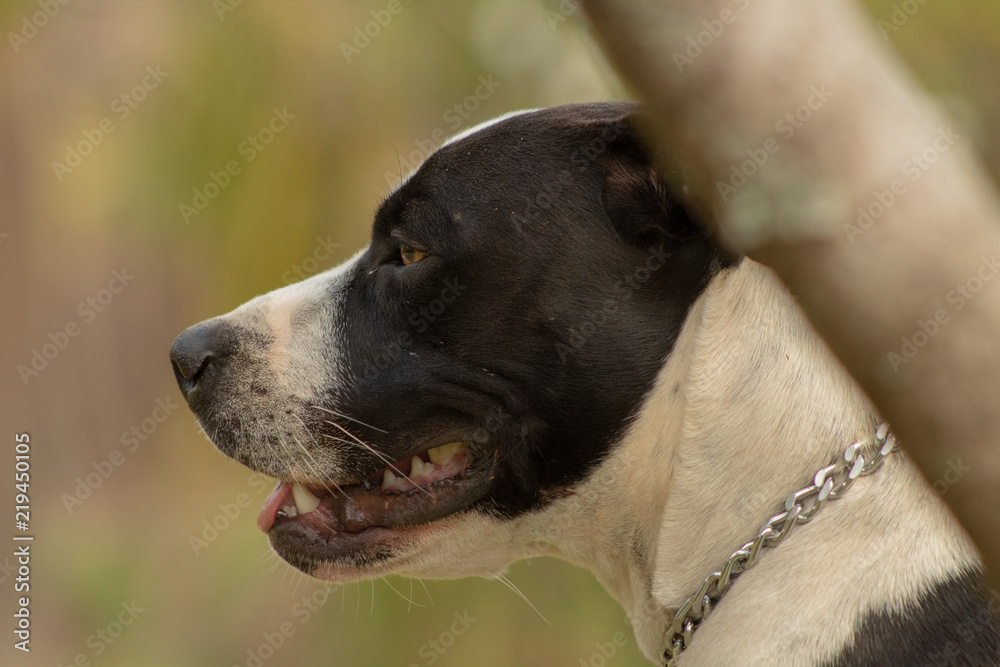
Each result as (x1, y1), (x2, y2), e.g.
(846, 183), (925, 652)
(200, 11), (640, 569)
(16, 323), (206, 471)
(169, 320), (229, 396)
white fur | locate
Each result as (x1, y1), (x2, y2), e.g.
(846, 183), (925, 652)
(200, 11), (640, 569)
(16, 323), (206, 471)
(204, 249), (366, 480)
(227, 248), (365, 394)
(440, 109), (540, 150)
(543, 260), (978, 663)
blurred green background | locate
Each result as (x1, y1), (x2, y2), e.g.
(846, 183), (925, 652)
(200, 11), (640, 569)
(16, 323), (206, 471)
(1, 1), (998, 666)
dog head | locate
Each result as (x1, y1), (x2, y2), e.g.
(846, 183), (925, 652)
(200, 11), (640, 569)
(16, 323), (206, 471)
(170, 102), (737, 583)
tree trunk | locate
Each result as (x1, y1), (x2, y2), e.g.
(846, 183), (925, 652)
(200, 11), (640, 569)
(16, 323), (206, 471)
(584, 0), (1000, 580)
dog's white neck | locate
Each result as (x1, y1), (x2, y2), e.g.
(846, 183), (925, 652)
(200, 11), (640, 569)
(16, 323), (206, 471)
(519, 260), (979, 665)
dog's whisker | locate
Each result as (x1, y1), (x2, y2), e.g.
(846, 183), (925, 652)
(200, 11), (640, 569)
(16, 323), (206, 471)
(494, 573), (551, 626)
(288, 417), (350, 499)
(355, 581), (361, 620)
(493, 433), (534, 469)
(259, 545), (277, 567)
(319, 430), (409, 480)
(272, 429), (297, 464)
(310, 405), (388, 433)
(322, 421), (432, 497)
(277, 428), (335, 497)
(318, 583), (333, 609)
(395, 142), (404, 191)
(380, 576), (427, 610)
(319, 422), (396, 467)
(392, 139), (404, 191)
(269, 556), (284, 576)
(418, 578), (434, 607)
(294, 435), (350, 499)
(291, 412), (322, 447)
(275, 431), (302, 471)
(319, 434), (356, 446)
(259, 546), (279, 564)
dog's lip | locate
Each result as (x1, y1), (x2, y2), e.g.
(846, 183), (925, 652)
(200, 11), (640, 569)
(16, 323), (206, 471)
(258, 441), (493, 536)
(262, 447), (494, 574)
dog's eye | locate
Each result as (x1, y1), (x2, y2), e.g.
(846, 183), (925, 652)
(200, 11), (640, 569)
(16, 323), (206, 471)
(400, 243), (428, 265)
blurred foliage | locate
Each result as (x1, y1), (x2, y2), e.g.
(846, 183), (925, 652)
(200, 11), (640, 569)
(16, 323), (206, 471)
(0, 1), (998, 666)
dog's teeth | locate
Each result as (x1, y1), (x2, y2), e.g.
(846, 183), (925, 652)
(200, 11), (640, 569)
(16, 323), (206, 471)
(381, 469), (399, 490)
(291, 483), (322, 515)
(427, 442), (468, 465)
(411, 456), (434, 477)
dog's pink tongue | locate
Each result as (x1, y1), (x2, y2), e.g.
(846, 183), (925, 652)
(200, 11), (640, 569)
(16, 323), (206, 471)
(258, 481), (291, 532)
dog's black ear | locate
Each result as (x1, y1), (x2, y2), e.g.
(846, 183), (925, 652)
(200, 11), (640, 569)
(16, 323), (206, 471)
(597, 115), (702, 248)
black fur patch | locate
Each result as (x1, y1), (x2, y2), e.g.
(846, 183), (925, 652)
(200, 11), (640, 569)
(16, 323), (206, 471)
(325, 103), (738, 519)
(822, 570), (1000, 667)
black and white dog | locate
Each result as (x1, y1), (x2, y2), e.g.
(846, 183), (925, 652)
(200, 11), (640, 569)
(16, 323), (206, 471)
(170, 103), (1000, 665)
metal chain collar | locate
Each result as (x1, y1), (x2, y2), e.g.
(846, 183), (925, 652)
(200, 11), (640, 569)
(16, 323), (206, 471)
(661, 423), (899, 667)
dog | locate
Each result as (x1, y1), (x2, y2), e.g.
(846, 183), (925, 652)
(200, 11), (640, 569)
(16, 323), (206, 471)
(170, 102), (1000, 665)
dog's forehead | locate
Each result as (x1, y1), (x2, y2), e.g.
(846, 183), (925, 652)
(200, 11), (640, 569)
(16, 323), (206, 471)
(374, 102), (641, 242)
(437, 101), (638, 159)
(389, 102), (639, 194)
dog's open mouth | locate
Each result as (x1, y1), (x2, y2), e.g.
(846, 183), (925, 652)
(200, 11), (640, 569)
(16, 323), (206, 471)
(259, 440), (493, 567)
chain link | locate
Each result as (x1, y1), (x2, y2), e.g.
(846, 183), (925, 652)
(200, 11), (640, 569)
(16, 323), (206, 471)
(661, 423), (898, 666)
